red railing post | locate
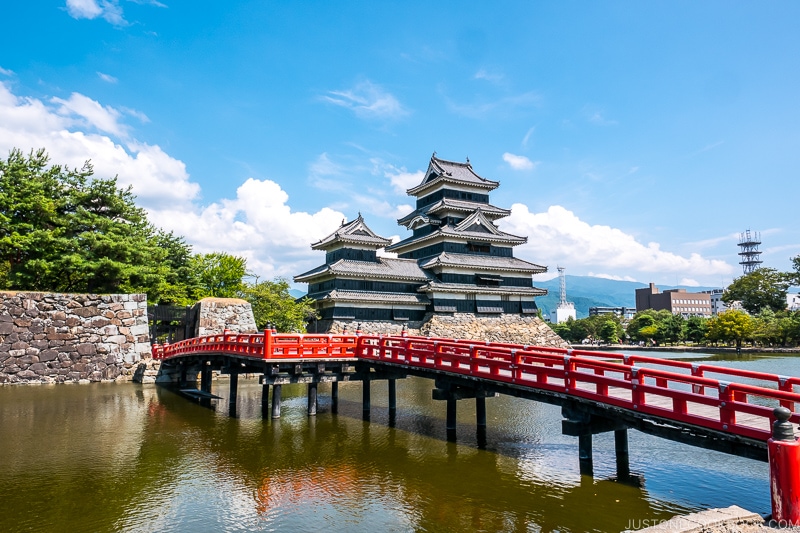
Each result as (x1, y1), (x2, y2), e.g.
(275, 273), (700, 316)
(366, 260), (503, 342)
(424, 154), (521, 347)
(780, 377), (796, 413)
(263, 328), (273, 359)
(719, 382), (735, 430)
(769, 407), (800, 526)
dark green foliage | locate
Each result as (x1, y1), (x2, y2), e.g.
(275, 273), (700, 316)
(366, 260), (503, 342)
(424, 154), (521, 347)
(240, 278), (318, 333)
(0, 148), (189, 299)
(723, 268), (791, 314)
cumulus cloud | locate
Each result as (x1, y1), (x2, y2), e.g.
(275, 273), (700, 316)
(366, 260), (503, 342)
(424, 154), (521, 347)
(322, 81), (407, 120)
(0, 81), (197, 209)
(500, 204), (735, 284)
(65, 0), (126, 26)
(502, 152), (538, 171)
(384, 167), (424, 194)
(149, 178), (345, 279)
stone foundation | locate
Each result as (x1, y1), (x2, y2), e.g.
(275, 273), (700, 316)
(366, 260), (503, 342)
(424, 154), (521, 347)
(0, 292), (151, 384)
(318, 313), (569, 348)
(195, 297), (257, 336)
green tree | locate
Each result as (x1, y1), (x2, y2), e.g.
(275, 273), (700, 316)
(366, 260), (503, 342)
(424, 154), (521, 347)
(658, 313), (685, 345)
(240, 278), (318, 332)
(723, 268), (791, 314)
(599, 319), (623, 344)
(685, 316), (708, 344)
(0, 148), (192, 299)
(706, 310), (755, 349)
(191, 252), (247, 298)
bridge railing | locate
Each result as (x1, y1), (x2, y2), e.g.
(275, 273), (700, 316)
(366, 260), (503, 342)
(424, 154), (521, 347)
(153, 331), (800, 441)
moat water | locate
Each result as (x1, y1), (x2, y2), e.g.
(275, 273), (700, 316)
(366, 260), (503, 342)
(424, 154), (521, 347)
(1, 350), (798, 533)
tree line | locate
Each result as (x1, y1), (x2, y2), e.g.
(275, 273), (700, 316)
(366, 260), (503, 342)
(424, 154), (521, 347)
(0, 149), (316, 332)
(550, 260), (800, 348)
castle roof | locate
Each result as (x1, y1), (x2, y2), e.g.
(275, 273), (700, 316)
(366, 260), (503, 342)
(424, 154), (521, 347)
(310, 214), (392, 251)
(386, 209), (527, 253)
(312, 289), (430, 306)
(407, 154), (499, 196)
(294, 257), (431, 283)
(417, 281), (547, 297)
(419, 252), (547, 274)
(397, 198), (511, 227)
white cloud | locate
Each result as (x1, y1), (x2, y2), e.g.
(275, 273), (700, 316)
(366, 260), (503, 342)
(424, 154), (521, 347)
(0, 81), (197, 209)
(0, 66), (14, 77)
(500, 204), (735, 284)
(97, 72), (118, 84)
(149, 178), (345, 279)
(322, 81), (407, 120)
(0, 80), (350, 280)
(384, 167), (423, 194)
(522, 126), (535, 148)
(679, 278), (700, 287)
(66, 0), (126, 26)
(587, 273), (638, 282)
(502, 152), (538, 171)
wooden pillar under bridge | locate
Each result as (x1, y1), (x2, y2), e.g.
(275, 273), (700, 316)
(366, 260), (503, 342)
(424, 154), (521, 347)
(362, 375), (371, 420)
(307, 383), (318, 416)
(201, 367), (212, 394)
(578, 434), (593, 477)
(331, 382), (339, 414)
(446, 398), (457, 442)
(271, 384), (282, 419)
(261, 382), (270, 418)
(615, 429), (630, 480)
(179, 365), (187, 388)
(388, 378), (397, 427)
(476, 396), (486, 428)
(228, 371), (239, 417)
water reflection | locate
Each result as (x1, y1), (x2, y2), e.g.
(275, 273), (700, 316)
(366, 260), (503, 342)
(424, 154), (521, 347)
(1, 351), (794, 532)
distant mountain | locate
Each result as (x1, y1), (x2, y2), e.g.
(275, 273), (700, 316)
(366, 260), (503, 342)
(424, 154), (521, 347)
(289, 289), (306, 299)
(535, 276), (720, 319)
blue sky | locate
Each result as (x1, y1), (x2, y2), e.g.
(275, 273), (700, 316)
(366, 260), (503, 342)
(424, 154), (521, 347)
(1, 1), (798, 288)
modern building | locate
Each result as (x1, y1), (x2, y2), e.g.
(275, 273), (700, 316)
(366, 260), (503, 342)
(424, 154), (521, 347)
(589, 307), (637, 320)
(788, 293), (800, 312)
(635, 283), (712, 317)
(295, 154), (549, 329)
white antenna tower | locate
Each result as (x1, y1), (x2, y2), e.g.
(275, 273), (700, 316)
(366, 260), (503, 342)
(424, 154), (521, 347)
(557, 266), (574, 310)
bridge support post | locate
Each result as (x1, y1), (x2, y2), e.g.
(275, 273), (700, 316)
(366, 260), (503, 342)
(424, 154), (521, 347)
(228, 371), (239, 416)
(446, 398), (457, 441)
(179, 365), (187, 388)
(578, 434), (593, 477)
(388, 378), (397, 424)
(769, 407), (800, 525)
(261, 383), (270, 418)
(476, 396), (486, 428)
(201, 367), (212, 394)
(271, 384), (282, 419)
(331, 382), (339, 414)
(362, 376), (371, 420)
(615, 429), (630, 480)
(308, 383), (318, 416)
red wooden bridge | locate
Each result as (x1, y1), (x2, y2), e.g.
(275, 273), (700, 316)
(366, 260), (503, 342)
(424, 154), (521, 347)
(153, 329), (800, 469)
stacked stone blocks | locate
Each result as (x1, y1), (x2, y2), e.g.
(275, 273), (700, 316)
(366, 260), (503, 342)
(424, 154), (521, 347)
(0, 292), (151, 384)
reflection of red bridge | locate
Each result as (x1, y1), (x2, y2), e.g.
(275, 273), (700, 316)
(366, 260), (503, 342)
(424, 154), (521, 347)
(153, 330), (800, 519)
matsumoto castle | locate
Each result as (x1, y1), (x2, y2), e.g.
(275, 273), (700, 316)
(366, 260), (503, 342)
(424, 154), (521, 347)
(294, 153), (550, 332)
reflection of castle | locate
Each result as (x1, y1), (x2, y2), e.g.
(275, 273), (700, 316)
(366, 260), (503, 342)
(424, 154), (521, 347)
(295, 154), (548, 329)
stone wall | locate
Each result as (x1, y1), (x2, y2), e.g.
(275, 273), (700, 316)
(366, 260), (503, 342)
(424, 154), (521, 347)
(194, 297), (258, 336)
(320, 313), (570, 348)
(0, 292), (151, 384)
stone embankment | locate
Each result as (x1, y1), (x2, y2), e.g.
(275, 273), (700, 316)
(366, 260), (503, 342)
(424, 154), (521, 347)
(624, 506), (800, 532)
(0, 291), (151, 384)
(322, 313), (570, 349)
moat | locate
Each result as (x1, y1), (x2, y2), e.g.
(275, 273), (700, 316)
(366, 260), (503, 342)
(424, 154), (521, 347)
(1, 350), (797, 533)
